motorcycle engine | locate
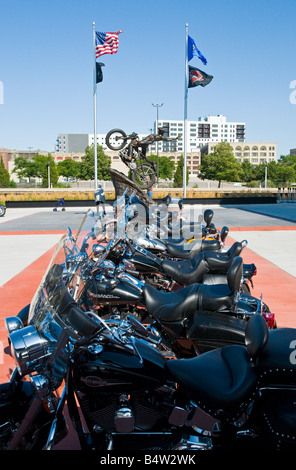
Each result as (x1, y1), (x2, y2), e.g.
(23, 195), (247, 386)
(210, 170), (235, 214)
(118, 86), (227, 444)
(76, 390), (168, 434)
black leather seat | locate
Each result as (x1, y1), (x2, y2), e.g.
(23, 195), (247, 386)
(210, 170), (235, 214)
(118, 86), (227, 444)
(142, 257), (243, 320)
(165, 238), (221, 259)
(166, 314), (268, 417)
(161, 241), (243, 285)
(195, 256), (243, 311)
(142, 283), (199, 322)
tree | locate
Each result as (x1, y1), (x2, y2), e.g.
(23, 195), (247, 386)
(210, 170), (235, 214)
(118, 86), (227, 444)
(0, 156), (10, 187)
(148, 155), (175, 180)
(240, 160), (257, 183)
(251, 160), (296, 187)
(278, 153), (296, 166)
(13, 153), (58, 187)
(13, 156), (39, 179)
(271, 163), (295, 186)
(57, 158), (81, 179)
(199, 142), (242, 187)
(79, 145), (111, 180)
(173, 156), (189, 187)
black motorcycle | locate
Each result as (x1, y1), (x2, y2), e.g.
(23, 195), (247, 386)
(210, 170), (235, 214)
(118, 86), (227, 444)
(63, 209), (275, 355)
(102, 193), (257, 294)
(2, 239), (296, 450)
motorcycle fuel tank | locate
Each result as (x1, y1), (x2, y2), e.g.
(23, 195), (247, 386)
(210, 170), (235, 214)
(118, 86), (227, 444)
(133, 235), (167, 253)
(125, 251), (162, 273)
(87, 278), (142, 305)
(73, 337), (168, 393)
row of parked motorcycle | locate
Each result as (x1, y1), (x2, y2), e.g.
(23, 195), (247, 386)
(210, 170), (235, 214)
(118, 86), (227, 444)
(1, 190), (296, 451)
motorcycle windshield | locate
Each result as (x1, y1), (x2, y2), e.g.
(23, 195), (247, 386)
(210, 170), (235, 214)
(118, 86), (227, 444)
(27, 196), (127, 332)
(74, 209), (105, 255)
(27, 209), (102, 333)
(27, 236), (74, 335)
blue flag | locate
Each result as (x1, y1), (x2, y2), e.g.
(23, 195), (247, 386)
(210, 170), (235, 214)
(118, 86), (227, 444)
(188, 35), (207, 65)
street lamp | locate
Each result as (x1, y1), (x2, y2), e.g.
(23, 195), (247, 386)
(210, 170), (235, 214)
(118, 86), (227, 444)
(265, 160), (268, 188)
(152, 103), (163, 183)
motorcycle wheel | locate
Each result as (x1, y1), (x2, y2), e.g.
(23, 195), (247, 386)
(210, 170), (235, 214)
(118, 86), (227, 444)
(0, 205), (6, 217)
(105, 129), (127, 151)
(132, 164), (156, 189)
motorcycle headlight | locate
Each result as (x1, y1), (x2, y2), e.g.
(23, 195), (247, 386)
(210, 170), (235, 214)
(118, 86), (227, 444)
(8, 325), (50, 376)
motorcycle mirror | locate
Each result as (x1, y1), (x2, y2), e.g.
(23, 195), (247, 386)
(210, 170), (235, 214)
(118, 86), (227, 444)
(203, 209), (214, 227)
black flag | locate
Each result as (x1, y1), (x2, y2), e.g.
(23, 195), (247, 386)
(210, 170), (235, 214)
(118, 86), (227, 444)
(96, 62), (105, 83)
(188, 65), (213, 88)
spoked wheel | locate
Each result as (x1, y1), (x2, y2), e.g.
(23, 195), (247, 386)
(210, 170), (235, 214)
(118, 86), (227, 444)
(131, 164), (156, 189)
(105, 129), (127, 151)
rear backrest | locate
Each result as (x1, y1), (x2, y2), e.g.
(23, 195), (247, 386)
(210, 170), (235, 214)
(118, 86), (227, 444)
(245, 313), (269, 359)
(227, 256), (243, 293)
(227, 241), (243, 259)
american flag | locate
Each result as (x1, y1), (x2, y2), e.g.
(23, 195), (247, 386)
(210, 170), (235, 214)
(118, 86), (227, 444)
(95, 31), (123, 58)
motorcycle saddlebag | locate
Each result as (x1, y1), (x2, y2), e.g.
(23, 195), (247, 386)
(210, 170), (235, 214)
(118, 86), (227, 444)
(258, 389), (296, 445)
(187, 311), (246, 354)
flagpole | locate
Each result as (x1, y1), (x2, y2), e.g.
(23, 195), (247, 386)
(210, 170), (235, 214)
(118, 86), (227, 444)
(93, 21), (98, 190)
(183, 23), (188, 199)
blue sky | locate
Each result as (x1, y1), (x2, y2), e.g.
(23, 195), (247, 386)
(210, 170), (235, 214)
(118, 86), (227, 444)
(0, 0), (295, 157)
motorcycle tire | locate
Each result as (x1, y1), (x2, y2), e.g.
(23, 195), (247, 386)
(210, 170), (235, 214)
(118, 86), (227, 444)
(131, 164), (156, 189)
(0, 205), (6, 217)
(105, 129), (127, 151)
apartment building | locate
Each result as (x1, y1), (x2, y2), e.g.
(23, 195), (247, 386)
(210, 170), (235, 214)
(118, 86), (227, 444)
(152, 114), (246, 154)
(201, 142), (277, 164)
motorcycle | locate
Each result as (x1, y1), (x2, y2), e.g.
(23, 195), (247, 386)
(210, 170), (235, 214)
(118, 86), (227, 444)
(15, 209), (269, 360)
(109, 229), (256, 294)
(127, 206), (229, 260)
(101, 192), (257, 294)
(2, 237), (296, 449)
(123, 193), (228, 244)
(105, 128), (181, 189)
(65, 205), (275, 348)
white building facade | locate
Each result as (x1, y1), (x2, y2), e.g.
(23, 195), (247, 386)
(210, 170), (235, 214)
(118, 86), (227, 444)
(151, 115), (246, 154)
(56, 116), (245, 155)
